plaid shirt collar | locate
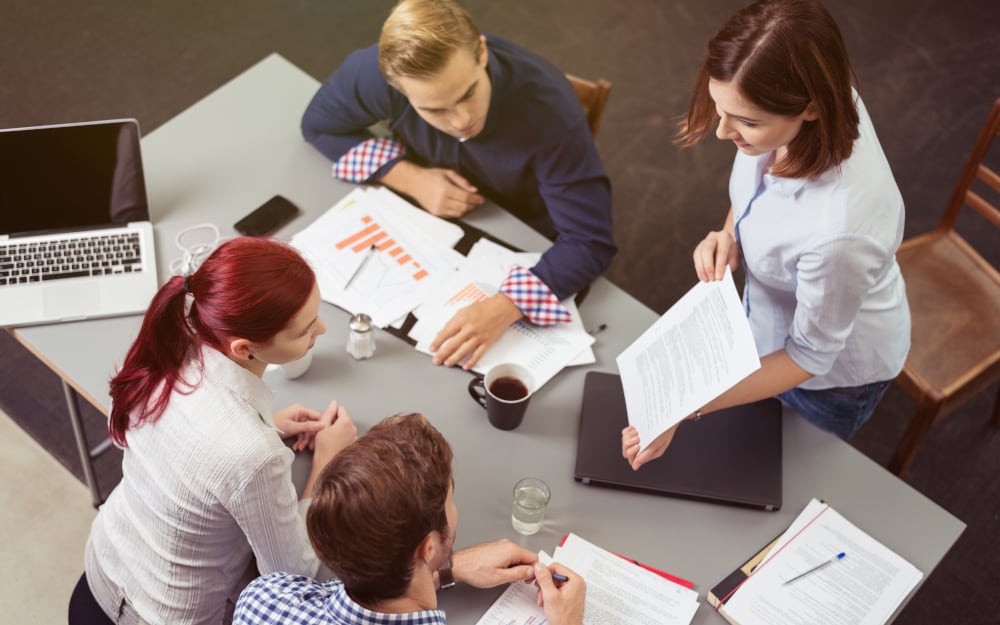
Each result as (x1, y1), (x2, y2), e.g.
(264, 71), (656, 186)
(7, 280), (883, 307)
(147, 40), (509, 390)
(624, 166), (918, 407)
(327, 582), (448, 625)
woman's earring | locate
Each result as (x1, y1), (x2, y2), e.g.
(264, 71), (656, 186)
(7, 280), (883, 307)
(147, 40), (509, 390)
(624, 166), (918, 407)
(248, 354), (255, 361)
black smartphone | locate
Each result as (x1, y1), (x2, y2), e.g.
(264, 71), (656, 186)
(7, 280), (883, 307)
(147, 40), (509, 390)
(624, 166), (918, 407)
(234, 194), (301, 236)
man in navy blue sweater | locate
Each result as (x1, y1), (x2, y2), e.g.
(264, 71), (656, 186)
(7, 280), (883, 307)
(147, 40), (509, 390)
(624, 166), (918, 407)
(301, 0), (616, 369)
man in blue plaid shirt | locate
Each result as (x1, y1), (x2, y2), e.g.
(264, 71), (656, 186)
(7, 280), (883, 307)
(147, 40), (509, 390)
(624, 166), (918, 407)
(234, 413), (585, 625)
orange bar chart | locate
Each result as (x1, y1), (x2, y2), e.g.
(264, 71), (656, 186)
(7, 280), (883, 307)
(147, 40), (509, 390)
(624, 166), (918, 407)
(334, 214), (429, 281)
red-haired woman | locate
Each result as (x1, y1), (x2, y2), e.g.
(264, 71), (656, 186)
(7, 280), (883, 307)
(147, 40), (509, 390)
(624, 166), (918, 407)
(624, 0), (910, 470)
(78, 237), (357, 624)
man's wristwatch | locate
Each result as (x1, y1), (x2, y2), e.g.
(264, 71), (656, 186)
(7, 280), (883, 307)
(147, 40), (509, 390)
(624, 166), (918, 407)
(437, 560), (456, 590)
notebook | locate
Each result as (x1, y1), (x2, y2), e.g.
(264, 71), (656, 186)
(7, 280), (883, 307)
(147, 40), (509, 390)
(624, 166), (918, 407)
(574, 371), (783, 510)
(0, 119), (159, 327)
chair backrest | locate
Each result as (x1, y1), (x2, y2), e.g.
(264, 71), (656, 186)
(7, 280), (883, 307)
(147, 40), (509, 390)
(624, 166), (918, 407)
(937, 98), (1000, 235)
(565, 73), (612, 138)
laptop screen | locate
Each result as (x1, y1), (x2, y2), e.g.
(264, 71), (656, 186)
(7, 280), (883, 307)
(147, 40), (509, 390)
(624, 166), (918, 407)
(0, 120), (149, 237)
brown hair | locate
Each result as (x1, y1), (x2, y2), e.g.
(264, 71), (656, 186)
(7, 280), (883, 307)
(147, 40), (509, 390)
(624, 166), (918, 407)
(307, 413), (453, 604)
(378, 0), (481, 87)
(677, 0), (860, 179)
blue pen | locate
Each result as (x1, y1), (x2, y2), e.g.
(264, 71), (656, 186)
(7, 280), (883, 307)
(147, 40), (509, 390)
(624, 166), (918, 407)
(551, 573), (569, 583)
(783, 552), (846, 585)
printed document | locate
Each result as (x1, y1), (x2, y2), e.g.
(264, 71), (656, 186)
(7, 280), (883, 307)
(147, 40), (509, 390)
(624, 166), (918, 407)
(725, 498), (923, 625)
(554, 533), (699, 625)
(410, 240), (594, 388)
(475, 534), (698, 625)
(292, 187), (464, 328)
(616, 267), (759, 452)
(474, 551), (557, 625)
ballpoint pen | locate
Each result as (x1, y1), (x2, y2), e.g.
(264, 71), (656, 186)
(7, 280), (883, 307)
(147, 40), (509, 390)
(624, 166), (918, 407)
(343, 244), (376, 290)
(783, 552), (846, 585)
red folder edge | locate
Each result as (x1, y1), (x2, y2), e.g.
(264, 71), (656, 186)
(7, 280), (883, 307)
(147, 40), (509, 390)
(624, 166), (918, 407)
(558, 534), (694, 589)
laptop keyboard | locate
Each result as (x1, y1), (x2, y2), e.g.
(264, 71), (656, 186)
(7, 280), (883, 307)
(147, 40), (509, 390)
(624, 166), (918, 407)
(0, 231), (143, 286)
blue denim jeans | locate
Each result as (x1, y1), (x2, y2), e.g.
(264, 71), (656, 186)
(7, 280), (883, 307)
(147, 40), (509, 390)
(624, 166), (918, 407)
(779, 380), (893, 440)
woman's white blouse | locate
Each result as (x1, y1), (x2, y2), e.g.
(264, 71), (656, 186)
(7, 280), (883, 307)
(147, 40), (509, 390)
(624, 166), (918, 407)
(86, 346), (318, 624)
(729, 95), (911, 389)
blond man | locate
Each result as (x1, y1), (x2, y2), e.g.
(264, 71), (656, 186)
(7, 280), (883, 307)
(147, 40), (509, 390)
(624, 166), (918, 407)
(302, 0), (616, 369)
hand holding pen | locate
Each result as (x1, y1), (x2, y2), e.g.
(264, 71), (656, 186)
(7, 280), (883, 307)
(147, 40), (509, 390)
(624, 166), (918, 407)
(534, 562), (586, 625)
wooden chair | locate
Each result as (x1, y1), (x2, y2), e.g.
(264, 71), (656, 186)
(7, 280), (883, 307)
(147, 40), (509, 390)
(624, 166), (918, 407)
(565, 73), (612, 138)
(888, 97), (1000, 477)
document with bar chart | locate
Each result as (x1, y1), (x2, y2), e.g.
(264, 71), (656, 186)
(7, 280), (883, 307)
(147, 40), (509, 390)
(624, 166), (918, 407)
(292, 187), (464, 327)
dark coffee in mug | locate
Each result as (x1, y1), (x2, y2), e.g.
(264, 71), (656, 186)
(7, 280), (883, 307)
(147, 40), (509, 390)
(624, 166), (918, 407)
(489, 376), (529, 401)
(468, 363), (535, 430)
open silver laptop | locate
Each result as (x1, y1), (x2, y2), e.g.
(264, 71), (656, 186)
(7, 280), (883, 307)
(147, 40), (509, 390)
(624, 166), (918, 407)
(0, 119), (159, 327)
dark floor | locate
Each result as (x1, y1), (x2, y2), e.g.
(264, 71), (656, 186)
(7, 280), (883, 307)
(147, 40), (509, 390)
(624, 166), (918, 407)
(2, 1), (999, 623)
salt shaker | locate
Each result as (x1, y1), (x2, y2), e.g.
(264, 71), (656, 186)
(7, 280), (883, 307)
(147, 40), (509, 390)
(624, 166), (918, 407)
(346, 313), (375, 360)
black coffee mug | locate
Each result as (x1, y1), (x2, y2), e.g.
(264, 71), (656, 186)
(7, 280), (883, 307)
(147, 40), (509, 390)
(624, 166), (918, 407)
(467, 363), (535, 430)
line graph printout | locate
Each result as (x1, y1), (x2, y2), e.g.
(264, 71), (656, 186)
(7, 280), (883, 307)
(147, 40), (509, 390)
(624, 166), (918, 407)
(292, 188), (464, 327)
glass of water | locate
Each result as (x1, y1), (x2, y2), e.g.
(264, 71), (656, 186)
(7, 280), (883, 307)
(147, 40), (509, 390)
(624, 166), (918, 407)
(511, 477), (550, 535)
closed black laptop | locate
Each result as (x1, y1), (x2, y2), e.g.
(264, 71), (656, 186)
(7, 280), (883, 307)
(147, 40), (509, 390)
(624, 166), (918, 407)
(574, 371), (783, 511)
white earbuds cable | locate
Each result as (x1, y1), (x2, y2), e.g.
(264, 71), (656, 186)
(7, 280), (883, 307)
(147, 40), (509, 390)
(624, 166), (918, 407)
(169, 223), (224, 277)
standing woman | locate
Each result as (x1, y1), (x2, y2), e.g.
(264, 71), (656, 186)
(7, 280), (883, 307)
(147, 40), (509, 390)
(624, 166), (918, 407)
(623, 0), (910, 469)
(80, 237), (358, 624)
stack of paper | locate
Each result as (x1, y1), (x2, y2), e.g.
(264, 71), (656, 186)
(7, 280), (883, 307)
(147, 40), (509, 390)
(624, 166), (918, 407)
(293, 190), (596, 391)
(410, 238), (595, 387)
(476, 532), (699, 625)
(291, 187), (465, 328)
(711, 498), (924, 625)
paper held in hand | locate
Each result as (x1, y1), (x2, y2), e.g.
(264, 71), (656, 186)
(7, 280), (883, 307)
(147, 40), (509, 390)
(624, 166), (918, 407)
(475, 532), (699, 625)
(616, 267), (760, 452)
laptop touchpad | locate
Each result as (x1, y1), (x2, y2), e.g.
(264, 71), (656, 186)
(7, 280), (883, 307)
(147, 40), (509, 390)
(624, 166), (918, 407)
(43, 283), (102, 319)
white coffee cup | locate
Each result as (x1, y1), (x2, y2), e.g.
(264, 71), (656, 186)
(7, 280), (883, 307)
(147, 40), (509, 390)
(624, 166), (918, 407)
(280, 350), (314, 379)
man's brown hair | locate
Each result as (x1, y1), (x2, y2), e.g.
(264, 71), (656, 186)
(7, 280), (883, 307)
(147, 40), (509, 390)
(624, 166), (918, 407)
(306, 413), (453, 604)
(677, 0), (860, 179)
(378, 0), (481, 87)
